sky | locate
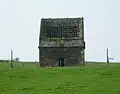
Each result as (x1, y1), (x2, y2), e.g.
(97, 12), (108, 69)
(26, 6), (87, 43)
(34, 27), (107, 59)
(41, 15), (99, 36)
(0, 0), (120, 62)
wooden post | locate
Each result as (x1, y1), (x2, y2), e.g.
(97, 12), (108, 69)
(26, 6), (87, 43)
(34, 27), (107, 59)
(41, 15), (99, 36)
(10, 50), (13, 68)
(106, 48), (109, 65)
(22, 62), (24, 68)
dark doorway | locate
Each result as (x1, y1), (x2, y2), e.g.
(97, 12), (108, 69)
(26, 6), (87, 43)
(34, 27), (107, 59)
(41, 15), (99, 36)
(58, 57), (64, 67)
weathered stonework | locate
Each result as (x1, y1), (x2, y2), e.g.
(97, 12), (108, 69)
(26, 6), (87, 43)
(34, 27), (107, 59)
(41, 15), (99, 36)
(38, 17), (85, 67)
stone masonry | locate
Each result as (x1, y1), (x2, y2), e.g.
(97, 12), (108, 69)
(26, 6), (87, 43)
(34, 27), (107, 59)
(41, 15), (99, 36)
(38, 17), (85, 67)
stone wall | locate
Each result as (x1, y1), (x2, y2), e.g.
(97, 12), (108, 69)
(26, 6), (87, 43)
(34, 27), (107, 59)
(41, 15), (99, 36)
(39, 47), (85, 67)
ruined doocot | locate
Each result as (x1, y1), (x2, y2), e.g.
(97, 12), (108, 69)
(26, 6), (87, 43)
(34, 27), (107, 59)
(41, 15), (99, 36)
(38, 17), (85, 67)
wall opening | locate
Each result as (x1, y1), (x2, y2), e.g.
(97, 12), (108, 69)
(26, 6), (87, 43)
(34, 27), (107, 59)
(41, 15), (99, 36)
(58, 57), (64, 67)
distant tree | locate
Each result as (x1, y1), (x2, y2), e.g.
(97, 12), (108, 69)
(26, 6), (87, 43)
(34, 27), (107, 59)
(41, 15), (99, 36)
(14, 57), (20, 62)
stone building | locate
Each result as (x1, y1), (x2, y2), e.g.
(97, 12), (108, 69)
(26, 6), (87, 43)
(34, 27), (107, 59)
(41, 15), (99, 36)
(38, 17), (85, 67)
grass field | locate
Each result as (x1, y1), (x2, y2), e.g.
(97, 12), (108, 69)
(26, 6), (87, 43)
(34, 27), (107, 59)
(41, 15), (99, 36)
(0, 62), (120, 94)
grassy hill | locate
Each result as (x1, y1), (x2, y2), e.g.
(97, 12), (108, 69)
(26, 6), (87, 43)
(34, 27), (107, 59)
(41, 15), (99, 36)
(0, 62), (120, 94)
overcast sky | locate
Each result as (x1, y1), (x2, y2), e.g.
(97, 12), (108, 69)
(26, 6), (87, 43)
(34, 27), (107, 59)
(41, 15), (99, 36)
(0, 0), (120, 62)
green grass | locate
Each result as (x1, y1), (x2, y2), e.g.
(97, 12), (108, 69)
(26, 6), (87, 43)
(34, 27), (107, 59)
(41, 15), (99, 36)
(0, 62), (120, 94)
